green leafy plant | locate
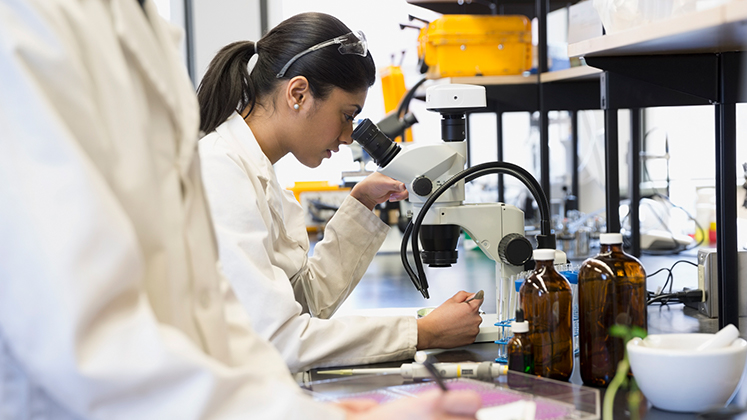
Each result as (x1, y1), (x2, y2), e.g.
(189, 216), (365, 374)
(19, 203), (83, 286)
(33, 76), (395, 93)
(603, 325), (647, 420)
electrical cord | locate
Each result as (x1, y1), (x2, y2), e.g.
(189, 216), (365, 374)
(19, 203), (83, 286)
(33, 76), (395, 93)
(647, 289), (703, 306)
(401, 161), (554, 298)
(399, 220), (421, 291)
(646, 259), (699, 305)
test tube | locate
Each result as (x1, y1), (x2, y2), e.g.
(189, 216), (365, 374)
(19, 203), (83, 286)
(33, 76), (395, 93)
(496, 264), (516, 361)
(513, 276), (524, 318)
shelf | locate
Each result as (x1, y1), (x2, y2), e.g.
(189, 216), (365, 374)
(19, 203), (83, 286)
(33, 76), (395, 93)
(539, 66), (602, 83)
(568, 2), (747, 57)
(428, 66), (601, 86)
(406, 0), (577, 17)
(431, 74), (537, 85)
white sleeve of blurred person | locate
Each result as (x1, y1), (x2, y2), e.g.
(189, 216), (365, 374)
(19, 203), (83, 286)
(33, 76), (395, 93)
(0, 0), (340, 418)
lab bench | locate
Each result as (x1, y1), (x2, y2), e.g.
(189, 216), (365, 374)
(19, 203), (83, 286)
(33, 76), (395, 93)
(320, 246), (729, 419)
(308, 336), (717, 419)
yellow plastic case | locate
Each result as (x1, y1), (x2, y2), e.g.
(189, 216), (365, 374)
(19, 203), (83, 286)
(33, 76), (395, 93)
(287, 181), (351, 232)
(379, 65), (413, 142)
(418, 15), (532, 78)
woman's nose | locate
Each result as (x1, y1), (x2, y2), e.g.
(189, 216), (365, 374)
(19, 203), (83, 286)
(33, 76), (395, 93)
(340, 125), (354, 145)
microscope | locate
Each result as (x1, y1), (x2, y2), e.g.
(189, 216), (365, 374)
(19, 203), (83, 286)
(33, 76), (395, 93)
(352, 84), (557, 330)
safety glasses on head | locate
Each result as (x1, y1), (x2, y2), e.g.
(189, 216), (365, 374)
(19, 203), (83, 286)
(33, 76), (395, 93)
(276, 30), (368, 79)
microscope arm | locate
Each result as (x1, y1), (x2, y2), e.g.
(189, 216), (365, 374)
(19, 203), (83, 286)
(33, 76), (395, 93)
(434, 203), (524, 264)
(378, 142), (467, 204)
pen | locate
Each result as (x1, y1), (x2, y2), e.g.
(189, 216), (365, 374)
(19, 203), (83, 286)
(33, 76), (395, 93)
(465, 290), (484, 303)
(415, 351), (448, 392)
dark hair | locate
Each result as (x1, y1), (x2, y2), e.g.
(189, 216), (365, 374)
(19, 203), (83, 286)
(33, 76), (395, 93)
(197, 12), (376, 134)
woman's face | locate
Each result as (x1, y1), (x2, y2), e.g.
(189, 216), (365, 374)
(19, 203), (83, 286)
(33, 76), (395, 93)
(291, 87), (367, 168)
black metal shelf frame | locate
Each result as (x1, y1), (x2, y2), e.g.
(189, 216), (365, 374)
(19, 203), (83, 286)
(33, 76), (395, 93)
(585, 52), (745, 329)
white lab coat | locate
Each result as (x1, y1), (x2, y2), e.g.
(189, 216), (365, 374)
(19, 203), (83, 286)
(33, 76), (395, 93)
(198, 113), (418, 373)
(0, 1), (342, 418)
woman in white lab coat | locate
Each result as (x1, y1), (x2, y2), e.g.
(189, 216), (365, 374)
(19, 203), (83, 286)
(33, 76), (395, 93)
(197, 12), (484, 373)
(0, 1), (480, 418)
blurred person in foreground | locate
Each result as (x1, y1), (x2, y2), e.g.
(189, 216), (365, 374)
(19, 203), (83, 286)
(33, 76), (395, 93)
(0, 0), (480, 418)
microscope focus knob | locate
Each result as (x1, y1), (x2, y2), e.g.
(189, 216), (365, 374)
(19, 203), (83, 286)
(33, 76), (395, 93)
(498, 233), (533, 266)
(412, 176), (433, 196)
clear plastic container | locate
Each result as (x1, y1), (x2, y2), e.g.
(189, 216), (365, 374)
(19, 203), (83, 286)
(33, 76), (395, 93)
(558, 267), (579, 357)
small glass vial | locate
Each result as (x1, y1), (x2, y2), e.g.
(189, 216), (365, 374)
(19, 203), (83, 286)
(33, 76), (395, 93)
(578, 232), (647, 387)
(520, 249), (573, 381)
(507, 308), (534, 388)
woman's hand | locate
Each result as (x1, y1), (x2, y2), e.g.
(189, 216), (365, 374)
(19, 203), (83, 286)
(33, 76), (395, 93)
(416, 291), (483, 350)
(350, 172), (408, 211)
(339, 389), (481, 420)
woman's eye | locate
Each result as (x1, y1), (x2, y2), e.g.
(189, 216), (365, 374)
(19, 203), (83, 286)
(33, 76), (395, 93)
(344, 114), (354, 122)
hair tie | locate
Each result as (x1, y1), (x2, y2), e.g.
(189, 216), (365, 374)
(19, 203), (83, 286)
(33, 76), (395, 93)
(247, 53), (259, 76)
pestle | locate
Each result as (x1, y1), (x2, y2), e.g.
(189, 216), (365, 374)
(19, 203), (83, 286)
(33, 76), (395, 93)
(695, 324), (740, 351)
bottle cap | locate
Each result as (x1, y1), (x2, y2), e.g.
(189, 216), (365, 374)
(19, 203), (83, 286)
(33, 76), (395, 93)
(511, 308), (529, 333)
(533, 248), (556, 261)
(600, 233), (623, 245)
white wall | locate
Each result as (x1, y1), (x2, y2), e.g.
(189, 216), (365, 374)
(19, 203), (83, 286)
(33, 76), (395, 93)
(192, 0), (262, 84)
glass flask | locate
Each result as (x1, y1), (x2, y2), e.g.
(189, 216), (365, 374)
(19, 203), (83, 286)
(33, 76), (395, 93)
(520, 248), (573, 381)
(578, 232), (647, 387)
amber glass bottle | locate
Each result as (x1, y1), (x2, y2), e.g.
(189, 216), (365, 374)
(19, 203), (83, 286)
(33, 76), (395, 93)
(520, 249), (573, 381)
(578, 233), (647, 387)
(507, 308), (534, 388)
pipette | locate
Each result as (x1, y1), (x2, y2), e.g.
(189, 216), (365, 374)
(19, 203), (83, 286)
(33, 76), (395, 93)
(317, 361), (507, 381)
(416, 350), (448, 391)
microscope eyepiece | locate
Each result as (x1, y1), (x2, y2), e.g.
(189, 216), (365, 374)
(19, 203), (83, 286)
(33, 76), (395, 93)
(351, 118), (401, 168)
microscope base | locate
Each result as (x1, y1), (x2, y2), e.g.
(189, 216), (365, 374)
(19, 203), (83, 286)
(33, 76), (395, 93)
(476, 313), (500, 343)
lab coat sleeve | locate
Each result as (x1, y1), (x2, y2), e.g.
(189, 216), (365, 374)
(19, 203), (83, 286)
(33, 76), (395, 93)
(0, 2), (342, 419)
(199, 141), (418, 373)
(294, 195), (391, 319)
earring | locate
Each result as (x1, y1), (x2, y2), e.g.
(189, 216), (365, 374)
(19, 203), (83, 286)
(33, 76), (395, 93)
(293, 103), (300, 110)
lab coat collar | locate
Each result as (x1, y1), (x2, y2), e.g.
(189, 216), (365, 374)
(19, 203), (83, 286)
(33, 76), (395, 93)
(111, 0), (199, 177)
(220, 112), (274, 183)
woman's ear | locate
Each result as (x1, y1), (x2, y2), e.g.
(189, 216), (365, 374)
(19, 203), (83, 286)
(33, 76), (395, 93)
(286, 76), (310, 112)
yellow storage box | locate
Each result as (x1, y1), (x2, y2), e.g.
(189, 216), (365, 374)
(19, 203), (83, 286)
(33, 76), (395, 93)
(418, 15), (532, 78)
(379, 65), (413, 143)
(287, 181), (351, 232)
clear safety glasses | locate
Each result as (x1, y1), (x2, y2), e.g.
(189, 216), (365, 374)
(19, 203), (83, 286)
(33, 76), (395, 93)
(276, 30), (368, 78)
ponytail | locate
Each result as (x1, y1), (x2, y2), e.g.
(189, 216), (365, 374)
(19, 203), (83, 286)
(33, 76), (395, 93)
(197, 41), (258, 134)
